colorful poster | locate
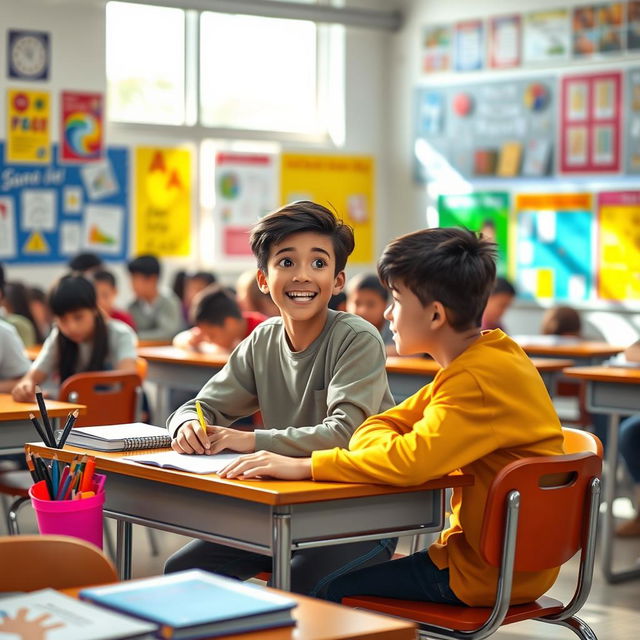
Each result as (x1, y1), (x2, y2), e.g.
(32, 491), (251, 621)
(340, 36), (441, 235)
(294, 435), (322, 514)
(629, 1), (640, 49)
(625, 68), (640, 172)
(597, 192), (640, 300)
(280, 154), (374, 264)
(489, 15), (521, 68)
(438, 192), (510, 276)
(422, 25), (451, 73)
(523, 9), (570, 64)
(135, 147), (192, 257)
(214, 152), (278, 257)
(454, 20), (484, 71)
(6, 89), (50, 164)
(61, 91), (104, 163)
(560, 71), (622, 173)
(515, 194), (593, 301)
(572, 3), (624, 57)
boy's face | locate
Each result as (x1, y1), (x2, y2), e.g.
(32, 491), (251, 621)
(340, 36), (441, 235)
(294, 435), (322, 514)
(130, 273), (158, 301)
(256, 232), (345, 325)
(95, 280), (116, 313)
(347, 289), (387, 330)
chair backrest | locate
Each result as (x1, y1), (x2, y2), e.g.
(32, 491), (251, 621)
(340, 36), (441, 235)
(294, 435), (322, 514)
(0, 535), (118, 591)
(58, 370), (143, 427)
(562, 426), (603, 457)
(480, 450), (602, 572)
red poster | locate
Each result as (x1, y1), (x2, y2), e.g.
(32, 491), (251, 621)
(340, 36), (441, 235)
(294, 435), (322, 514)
(560, 71), (621, 173)
(489, 15), (521, 69)
(60, 91), (104, 163)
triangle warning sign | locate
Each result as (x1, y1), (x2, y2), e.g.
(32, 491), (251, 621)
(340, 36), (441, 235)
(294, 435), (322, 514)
(24, 231), (49, 254)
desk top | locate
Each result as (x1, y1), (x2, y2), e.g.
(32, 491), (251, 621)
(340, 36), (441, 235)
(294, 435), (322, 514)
(563, 366), (640, 384)
(517, 341), (623, 359)
(385, 356), (574, 375)
(25, 443), (472, 507)
(62, 585), (417, 640)
(0, 394), (86, 421)
(137, 345), (228, 368)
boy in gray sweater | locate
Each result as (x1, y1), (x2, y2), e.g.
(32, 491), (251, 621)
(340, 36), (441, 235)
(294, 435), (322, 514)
(165, 201), (395, 596)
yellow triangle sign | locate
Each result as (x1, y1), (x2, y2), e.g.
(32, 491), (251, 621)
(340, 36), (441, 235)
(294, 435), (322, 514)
(24, 231), (49, 253)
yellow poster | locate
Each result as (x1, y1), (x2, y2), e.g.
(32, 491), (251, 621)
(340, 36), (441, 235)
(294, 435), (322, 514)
(280, 153), (374, 264)
(6, 89), (50, 163)
(598, 192), (640, 301)
(135, 147), (191, 257)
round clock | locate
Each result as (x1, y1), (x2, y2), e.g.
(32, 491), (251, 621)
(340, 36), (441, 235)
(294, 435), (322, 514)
(10, 33), (48, 79)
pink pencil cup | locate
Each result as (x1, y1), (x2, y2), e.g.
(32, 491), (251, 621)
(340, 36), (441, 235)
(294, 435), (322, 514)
(29, 474), (106, 549)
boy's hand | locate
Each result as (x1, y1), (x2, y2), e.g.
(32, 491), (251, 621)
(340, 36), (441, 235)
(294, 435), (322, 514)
(11, 379), (35, 402)
(172, 422), (256, 455)
(218, 451), (312, 480)
(172, 420), (213, 454)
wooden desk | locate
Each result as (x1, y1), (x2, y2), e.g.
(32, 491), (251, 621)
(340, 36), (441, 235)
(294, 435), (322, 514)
(516, 340), (623, 363)
(0, 394), (85, 454)
(62, 584), (417, 640)
(26, 442), (472, 592)
(564, 365), (640, 584)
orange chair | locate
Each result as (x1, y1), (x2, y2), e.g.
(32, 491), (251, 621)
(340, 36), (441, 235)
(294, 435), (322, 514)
(341, 429), (602, 640)
(0, 534), (117, 591)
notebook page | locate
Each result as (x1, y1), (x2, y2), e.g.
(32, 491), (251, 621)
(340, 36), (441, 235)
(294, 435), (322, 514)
(124, 450), (242, 474)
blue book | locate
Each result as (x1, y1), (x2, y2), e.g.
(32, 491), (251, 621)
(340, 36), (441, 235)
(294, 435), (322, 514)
(79, 569), (296, 639)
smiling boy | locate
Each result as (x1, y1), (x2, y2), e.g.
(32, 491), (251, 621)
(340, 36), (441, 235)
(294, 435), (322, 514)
(165, 201), (395, 595)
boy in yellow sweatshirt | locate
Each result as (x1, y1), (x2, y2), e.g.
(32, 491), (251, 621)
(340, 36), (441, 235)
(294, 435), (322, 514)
(218, 226), (564, 607)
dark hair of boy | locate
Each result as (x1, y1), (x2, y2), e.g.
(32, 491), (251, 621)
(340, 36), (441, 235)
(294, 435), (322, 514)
(4, 281), (42, 343)
(249, 201), (355, 275)
(191, 285), (242, 327)
(68, 252), (103, 273)
(49, 275), (108, 381)
(328, 292), (347, 311)
(93, 269), (117, 288)
(542, 306), (582, 336)
(378, 227), (497, 331)
(349, 273), (389, 302)
(127, 254), (161, 277)
(190, 271), (217, 287)
(172, 270), (187, 299)
(492, 276), (516, 296)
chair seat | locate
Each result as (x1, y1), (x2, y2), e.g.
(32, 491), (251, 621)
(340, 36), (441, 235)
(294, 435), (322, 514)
(341, 595), (564, 631)
(0, 470), (32, 496)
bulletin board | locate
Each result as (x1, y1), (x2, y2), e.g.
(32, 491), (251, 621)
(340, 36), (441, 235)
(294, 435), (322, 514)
(0, 142), (129, 264)
(414, 76), (556, 182)
(514, 193), (594, 302)
(625, 68), (640, 173)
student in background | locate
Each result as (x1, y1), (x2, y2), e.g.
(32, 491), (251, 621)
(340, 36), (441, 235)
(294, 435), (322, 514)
(68, 251), (104, 276)
(0, 265), (35, 347)
(171, 270), (187, 305)
(235, 269), (280, 317)
(166, 202), (395, 596)
(127, 255), (183, 341)
(181, 271), (217, 325)
(0, 320), (30, 392)
(219, 227), (564, 608)
(27, 286), (52, 343)
(3, 281), (41, 345)
(328, 292), (347, 311)
(173, 285), (265, 354)
(481, 276), (516, 332)
(346, 273), (395, 354)
(541, 305), (582, 337)
(93, 269), (136, 330)
(12, 275), (137, 402)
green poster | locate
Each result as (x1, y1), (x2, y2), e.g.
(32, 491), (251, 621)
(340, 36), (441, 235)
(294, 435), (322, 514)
(438, 192), (510, 276)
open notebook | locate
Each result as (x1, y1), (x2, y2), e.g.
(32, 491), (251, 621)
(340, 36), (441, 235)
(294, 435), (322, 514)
(124, 450), (242, 474)
(64, 423), (171, 452)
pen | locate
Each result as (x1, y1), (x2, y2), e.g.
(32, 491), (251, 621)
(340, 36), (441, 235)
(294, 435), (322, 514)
(195, 400), (208, 439)
(35, 385), (55, 448)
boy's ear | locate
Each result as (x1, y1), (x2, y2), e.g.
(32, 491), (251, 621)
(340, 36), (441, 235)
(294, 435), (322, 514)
(256, 269), (269, 294)
(332, 270), (346, 294)
(431, 301), (447, 328)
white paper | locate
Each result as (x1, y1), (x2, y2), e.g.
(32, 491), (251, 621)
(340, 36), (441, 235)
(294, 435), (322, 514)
(63, 186), (83, 213)
(60, 221), (81, 255)
(83, 205), (123, 254)
(537, 210), (556, 242)
(568, 274), (586, 300)
(125, 450), (242, 474)
(517, 240), (534, 265)
(81, 160), (118, 200)
(0, 198), (17, 258)
(21, 189), (56, 231)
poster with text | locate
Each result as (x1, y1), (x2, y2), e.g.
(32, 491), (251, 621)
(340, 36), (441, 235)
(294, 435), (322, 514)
(489, 14), (521, 68)
(6, 89), (50, 164)
(280, 154), (374, 264)
(422, 25), (451, 73)
(515, 193), (593, 301)
(438, 192), (510, 276)
(215, 152), (278, 257)
(523, 9), (570, 64)
(135, 147), (192, 257)
(60, 91), (104, 163)
(597, 192), (640, 301)
(454, 20), (484, 71)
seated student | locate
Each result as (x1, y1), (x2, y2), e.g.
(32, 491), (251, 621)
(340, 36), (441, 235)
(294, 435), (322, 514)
(0, 265), (35, 347)
(182, 271), (217, 324)
(127, 255), (183, 341)
(235, 269), (280, 317)
(218, 227), (564, 608)
(173, 285), (265, 354)
(68, 251), (104, 276)
(541, 305), (582, 337)
(93, 269), (136, 330)
(165, 201), (396, 596)
(0, 320), (30, 392)
(328, 291), (347, 311)
(2, 281), (39, 346)
(12, 275), (137, 402)
(481, 276), (516, 332)
(27, 286), (52, 342)
(346, 273), (395, 354)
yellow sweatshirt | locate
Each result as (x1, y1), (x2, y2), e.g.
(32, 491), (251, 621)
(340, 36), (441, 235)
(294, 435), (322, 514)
(311, 330), (564, 606)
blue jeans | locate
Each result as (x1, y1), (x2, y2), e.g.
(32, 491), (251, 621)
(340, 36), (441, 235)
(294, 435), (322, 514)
(620, 414), (640, 484)
(325, 549), (464, 605)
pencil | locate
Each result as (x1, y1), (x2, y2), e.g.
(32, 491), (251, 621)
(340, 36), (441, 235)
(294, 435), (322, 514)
(56, 409), (79, 449)
(28, 412), (51, 446)
(195, 400), (208, 438)
(25, 451), (38, 483)
(35, 385), (55, 448)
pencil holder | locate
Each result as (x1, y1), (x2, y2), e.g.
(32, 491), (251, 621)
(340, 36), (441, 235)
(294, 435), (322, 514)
(29, 474), (106, 549)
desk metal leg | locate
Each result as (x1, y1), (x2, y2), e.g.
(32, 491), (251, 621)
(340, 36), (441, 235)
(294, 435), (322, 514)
(602, 413), (640, 583)
(116, 519), (133, 580)
(272, 512), (292, 591)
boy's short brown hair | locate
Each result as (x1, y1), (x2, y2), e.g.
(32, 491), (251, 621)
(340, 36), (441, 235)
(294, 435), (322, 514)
(249, 201), (354, 275)
(378, 227), (497, 331)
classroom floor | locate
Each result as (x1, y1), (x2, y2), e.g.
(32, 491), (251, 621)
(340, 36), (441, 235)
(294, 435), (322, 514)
(3, 501), (639, 639)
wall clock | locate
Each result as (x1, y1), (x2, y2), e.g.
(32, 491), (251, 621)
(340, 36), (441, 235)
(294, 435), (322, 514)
(8, 30), (50, 81)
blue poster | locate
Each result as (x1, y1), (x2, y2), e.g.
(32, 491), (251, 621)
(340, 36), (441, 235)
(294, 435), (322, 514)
(0, 143), (129, 264)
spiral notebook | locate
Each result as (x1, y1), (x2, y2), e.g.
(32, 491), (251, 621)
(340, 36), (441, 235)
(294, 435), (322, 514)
(64, 423), (172, 452)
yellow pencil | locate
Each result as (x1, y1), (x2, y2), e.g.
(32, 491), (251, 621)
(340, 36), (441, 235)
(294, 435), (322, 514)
(195, 400), (208, 438)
